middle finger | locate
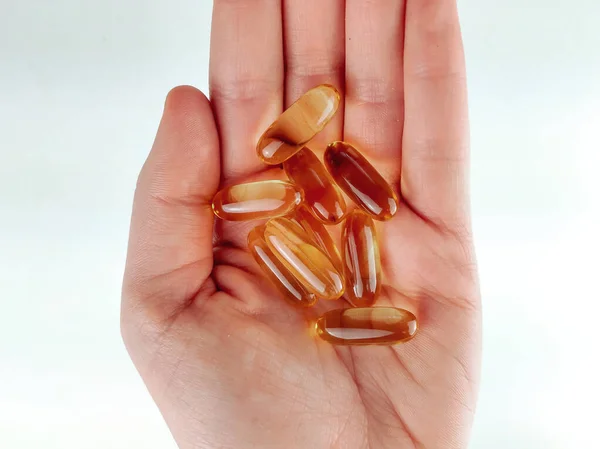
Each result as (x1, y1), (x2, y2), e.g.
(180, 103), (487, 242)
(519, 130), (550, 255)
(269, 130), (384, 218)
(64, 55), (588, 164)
(283, 0), (346, 152)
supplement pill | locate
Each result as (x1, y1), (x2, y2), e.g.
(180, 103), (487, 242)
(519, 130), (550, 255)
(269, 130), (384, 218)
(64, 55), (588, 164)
(212, 180), (302, 221)
(342, 211), (381, 307)
(248, 226), (317, 307)
(284, 147), (346, 224)
(289, 205), (343, 272)
(264, 217), (344, 300)
(315, 307), (418, 345)
(257, 85), (340, 165)
(324, 141), (399, 221)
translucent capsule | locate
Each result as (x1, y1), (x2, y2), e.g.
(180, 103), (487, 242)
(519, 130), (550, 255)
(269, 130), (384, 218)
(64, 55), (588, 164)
(248, 226), (317, 307)
(212, 180), (302, 221)
(324, 141), (399, 221)
(257, 85), (341, 165)
(284, 147), (346, 224)
(264, 217), (344, 300)
(315, 308), (418, 346)
(342, 211), (381, 307)
(289, 205), (343, 272)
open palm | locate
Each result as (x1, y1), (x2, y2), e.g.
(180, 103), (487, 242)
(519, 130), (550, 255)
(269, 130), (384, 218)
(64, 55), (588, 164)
(121, 1), (480, 448)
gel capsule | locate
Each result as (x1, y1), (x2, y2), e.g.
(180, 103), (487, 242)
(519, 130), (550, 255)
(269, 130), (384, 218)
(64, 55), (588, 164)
(284, 147), (346, 224)
(257, 85), (340, 165)
(324, 141), (399, 221)
(289, 205), (343, 272)
(248, 226), (317, 307)
(264, 217), (344, 300)
(342, 211), (381, 307)
(315, 307), (418, 346)
(212, 180), (302, 221)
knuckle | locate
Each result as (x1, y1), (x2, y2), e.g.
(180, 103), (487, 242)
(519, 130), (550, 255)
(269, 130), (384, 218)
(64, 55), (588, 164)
(210, 77), (280, 103)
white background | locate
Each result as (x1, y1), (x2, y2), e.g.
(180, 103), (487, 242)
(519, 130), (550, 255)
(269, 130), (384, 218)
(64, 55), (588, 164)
(1, 1), (599, 448)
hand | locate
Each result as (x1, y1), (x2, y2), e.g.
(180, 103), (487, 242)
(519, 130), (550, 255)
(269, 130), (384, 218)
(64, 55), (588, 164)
(121, 1), (480, 448)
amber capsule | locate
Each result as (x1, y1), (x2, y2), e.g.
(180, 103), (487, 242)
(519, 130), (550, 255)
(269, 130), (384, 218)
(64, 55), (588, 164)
(257, 85), (340, 165)
(324, 141), (399, 221)
(264, 217), (344, 300)
(315, 308), (418, 346)
(284, 147), (346, 224)
(342, 211), (381, 307)
(289, 205), (343, 272)
(248, 226), (317, 307)
(212, 180), (302, 221)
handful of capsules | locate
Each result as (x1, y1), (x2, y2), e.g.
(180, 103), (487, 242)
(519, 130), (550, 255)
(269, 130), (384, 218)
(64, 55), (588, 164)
(212, 85), (417, 346)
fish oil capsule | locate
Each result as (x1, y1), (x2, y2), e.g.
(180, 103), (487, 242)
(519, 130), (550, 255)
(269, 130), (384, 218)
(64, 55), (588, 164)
(315, 307), (418, 346)
(248, 226), (317, 307)
(342, 211), (381, 307)
(264, 217), (344, 300)
(289, 205), (343, 272)
(212, 180), (302, 221)
(284, 147), (346, 224)
(324, 141), (399, 221)
(257, 85), (340, 165)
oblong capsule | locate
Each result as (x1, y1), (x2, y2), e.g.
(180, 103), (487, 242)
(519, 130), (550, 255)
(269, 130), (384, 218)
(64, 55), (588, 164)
(257, 85), (341, 165)
(284, 147), (346, 224)
(315, 308), (418, 346)
(289, 205), (343, 272)
(324, 141), (399, 221)
(212, 180), (302, 221)
(342, 211), (381, 307)
(248, 226), (317, 307)
(264, 217), (344, 300)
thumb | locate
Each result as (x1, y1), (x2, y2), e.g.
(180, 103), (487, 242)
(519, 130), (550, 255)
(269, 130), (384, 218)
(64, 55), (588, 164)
(122, 86), (220, 323)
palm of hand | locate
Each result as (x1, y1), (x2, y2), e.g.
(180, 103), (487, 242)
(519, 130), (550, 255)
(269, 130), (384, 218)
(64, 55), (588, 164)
(122, 2), (480, 448)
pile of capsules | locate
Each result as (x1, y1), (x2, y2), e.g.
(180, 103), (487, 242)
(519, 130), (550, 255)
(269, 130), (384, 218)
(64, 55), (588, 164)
(212, 85), (417, 346)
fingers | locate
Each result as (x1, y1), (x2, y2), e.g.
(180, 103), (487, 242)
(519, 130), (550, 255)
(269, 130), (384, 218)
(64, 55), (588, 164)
(283, 0), (345, 150)
(344, 0), (406, 164)
(122, 86), (219, 318)
(210, 0), (284, 180)
(402, 0), (470, 227)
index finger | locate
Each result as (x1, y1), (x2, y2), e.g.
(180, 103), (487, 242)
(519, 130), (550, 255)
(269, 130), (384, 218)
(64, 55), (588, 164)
(209, 0), (284, 181)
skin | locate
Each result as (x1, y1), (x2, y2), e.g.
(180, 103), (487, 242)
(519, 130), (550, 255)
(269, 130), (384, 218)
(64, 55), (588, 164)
(121, 1), (481, 448)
